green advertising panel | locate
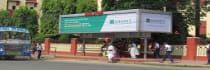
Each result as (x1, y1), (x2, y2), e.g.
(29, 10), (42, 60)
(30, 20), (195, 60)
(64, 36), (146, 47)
(60, 15), (107, 33)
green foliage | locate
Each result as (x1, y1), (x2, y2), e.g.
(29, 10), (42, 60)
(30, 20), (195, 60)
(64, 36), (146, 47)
(13, 6), (38, 39)
(58, 34), (70, 41)
(0, 7), (38, 39)
(33, 33), (46, 41)
(41, 0), (63, 34)
(33, 33), (57, 41)
(40, 0), (97, 41)
(0, 10), (12, 26)
(40, 0), (78, 42)
(102, 0), (191, 44)
(62, 0), (77, 14)
(40, 0), (79, 34)
(76, 0), (97, 13)
(102, 0), (183, 11)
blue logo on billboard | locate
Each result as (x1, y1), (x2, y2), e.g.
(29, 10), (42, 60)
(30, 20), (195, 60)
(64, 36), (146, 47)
(110, 20), (114, 24)
(146, 18), (150, 23)
(145, 18), (164, 24)
(109, 19), (132, 24)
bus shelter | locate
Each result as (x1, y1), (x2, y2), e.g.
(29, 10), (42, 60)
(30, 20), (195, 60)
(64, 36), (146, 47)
(59, 9), (172, 59)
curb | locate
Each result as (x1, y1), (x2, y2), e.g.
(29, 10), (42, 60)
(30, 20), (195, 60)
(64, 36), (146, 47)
(139, 62), (210, 68)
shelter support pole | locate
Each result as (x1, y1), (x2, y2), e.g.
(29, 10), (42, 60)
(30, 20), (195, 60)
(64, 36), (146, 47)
(44, 38), (51, 55)
(185, 37), (199, 60)
(70, 38), (78, 56)
(82, 39), (86, 56)
(144, 38), (147, 59)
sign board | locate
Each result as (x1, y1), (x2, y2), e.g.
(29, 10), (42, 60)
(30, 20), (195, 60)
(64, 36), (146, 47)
(59, 9), (172, 34)
(0, 26), (29, 33)
(140, 12), (172, 33)
(60, 12), (138, 33)
(79, 32), (151, 38)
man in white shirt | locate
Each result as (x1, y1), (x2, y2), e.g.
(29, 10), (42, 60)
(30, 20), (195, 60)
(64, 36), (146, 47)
(207, 44), (210, 49)
(36, 43), (43, 59)
(154, 42), (160, 58)
(161, 42), (174, 63)
(107, 43), (115, 63)
(128, 42), (139, 58)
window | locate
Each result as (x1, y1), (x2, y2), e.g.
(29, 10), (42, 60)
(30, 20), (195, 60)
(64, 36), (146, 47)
(200, 21), (206, 35)
(16, 1), (20, 5)
(34, 3), (38, 7)
(12, 6), (16, 10)
(30, 7), (34, 9)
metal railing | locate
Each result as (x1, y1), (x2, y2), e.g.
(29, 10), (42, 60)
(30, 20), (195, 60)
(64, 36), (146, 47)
(77, 44), (102, 52)
(45, 43), (188, 56)
(50, 43), (71, 52)
(160, 45), (187, 56)
(197, 45), (208, 56)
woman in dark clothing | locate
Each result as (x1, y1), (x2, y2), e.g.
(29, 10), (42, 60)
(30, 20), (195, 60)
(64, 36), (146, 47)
(101, 41), (108, 56)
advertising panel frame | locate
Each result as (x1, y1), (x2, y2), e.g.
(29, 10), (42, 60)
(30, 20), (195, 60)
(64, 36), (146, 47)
(59, 9), (172, 34)
(59, 9), (140, 34)
(139, 10), (172, 33)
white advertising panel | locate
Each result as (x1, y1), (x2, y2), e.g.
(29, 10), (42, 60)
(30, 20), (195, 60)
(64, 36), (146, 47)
(101, 13), (137, 32)
(140, 13), (172, 33)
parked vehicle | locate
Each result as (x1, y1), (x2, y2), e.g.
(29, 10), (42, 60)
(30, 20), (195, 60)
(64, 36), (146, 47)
(0, 26), (31, 59)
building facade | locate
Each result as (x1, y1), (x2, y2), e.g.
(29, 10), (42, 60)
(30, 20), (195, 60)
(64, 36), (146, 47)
(0, 0), (41, 14)
(0, 0), (42, 29)
(200, 11), (209, 38)
(188, 0), (209, 37)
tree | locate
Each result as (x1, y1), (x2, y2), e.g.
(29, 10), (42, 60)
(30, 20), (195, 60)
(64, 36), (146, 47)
(0, 10), (12, 26)
(13, 6), (38, 39)
(40, 0), (63, 34)
(194, 0), (200, 37)
(102, 0), (191, 44)
(39, 0), (97, 41)
(180, 0), (210, 37)
(102, 0), (181, 11)
(39, 0), (78, 41)
(40, 0), (78, 34)
(76, 0), (97, 13)
(62, 0), (77, 14)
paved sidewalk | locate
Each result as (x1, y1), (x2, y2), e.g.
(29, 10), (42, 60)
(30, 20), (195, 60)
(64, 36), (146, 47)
(55, 55), (161, 63)
(31, 54), (55, 60)
(143, 60), (210, 67)
(41, 54), (210, 68)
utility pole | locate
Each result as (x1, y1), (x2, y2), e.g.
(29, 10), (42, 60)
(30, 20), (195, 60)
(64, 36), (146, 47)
(194, 0), (200, 37)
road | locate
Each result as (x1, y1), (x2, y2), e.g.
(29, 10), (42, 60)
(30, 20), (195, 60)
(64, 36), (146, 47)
(0, 59), (209, 70)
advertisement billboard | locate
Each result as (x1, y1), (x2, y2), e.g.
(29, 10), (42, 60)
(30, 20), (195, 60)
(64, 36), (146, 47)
(60, 12), (138, 33)
(59, 9), (172, 34)
(140, 12), (172, 33)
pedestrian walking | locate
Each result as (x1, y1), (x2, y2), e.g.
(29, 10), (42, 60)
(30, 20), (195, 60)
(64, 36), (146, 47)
(101, 41), (108, 56)
(153, 42), (160, 58)
(161, 42), (174, 63)
(128, 42), (139, 58)
(36, 43), (43, 59)
(107, 43), (115, 63)
(207, 44), (210, 64)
